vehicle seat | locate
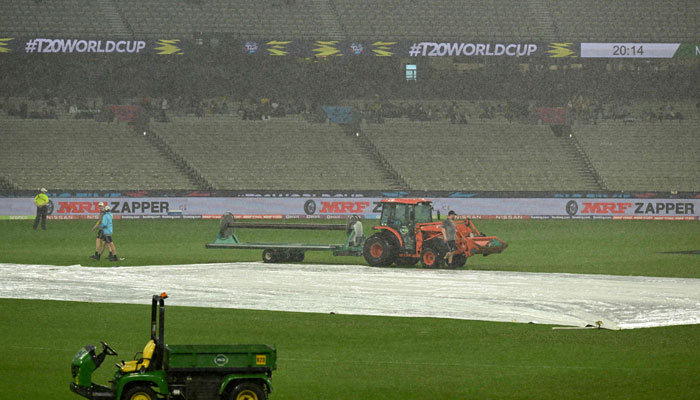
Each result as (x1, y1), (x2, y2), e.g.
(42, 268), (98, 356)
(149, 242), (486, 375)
(119, 340), (156, 373)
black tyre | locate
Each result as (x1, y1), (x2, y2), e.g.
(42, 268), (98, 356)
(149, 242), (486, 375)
(420, 245), (441, 268)
(363, 234), (396, 267)
(227, 382), (267, 400)
(448, 254), (467, 269)
(303, 199), (316, 215)
(394, 256), (419, 267)
(262, 249), (278, 263)
(122, 386), (156, 400)
(291, 250), (305, 262)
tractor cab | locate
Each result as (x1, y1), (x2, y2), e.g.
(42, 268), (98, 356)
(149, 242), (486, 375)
(378, 198), (433, 253)
(379, 199), (432, 227)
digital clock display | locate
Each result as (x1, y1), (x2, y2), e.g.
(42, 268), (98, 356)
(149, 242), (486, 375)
(581, 43), (680, 58)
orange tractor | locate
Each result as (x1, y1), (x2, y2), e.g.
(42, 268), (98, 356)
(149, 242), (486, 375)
(363, 198), (507, 268)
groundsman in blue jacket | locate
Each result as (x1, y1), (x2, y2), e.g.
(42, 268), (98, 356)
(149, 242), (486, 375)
(99, 206), (120, 262)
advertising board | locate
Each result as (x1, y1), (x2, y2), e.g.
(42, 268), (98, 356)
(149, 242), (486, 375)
(1, 197), (697, 220)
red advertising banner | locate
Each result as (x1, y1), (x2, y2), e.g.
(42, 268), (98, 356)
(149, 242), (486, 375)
(536, 107), (567, 124)
(108, 105), (139, 122)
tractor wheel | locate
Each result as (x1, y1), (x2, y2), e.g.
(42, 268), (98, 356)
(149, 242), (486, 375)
(291, 250), (305, 262)
(448, 254), (467, 269)
(227, 382), (267, 400)
(262, 249), (278, 263)
(420, 245), (441, 269)
(394, 256), (419, 267)
(122, 386), (157, 400)
(363, 234), (396, 267)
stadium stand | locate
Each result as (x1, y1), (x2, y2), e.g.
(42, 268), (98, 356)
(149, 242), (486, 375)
(0, 0), (129, 38)
(0, 119), (196, 190)
(1, 1), (698, 194)
(546, 0), (700, 42)
(330, 0), (539, 41)
(2, 97), (697, 192)
(574, 120), (700, 192)
(361, 118), (599, 191)
(2, 0), (699, 43)
(151, 115), (401, 190)
(115, 0), (335, 39)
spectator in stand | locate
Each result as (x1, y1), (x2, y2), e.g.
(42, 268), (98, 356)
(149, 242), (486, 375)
(372, 97), (383, 123)
(194, 101), (204, 118)
(19, 102), (28, 119)
(261, 96), (271, 120)
(448, 102), (458, 124)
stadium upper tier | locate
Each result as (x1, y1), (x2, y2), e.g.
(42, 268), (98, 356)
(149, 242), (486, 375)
(1, 0), (698, 42)
(0, 0), (129, 38)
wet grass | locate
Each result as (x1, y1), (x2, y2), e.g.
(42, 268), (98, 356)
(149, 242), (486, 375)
(1, 219), (698, 278)
(1, 219), (699, 399)
(1, 299), (699, 400)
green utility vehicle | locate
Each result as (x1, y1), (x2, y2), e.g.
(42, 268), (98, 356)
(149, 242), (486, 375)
(70, 293), (277, 400)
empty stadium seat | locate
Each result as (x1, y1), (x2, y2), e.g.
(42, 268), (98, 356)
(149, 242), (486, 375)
(151, 115), (399, 190)
(0, 119), (196, 190)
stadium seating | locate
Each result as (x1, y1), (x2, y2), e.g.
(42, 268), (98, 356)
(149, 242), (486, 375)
(0, 119), (195, 190)
(546, 0), (700, 42)
(2, 0), (699, 194)
(151, 115), (399, 190)
(0, 0), (127, 38)
(3, 0), (698, 42)
(574, 120), (700, 192)
(115, 0), (332, 39)
(361, 118), (598, 191)
(3, 102), (697, 192)
(330, 0), (537, 41)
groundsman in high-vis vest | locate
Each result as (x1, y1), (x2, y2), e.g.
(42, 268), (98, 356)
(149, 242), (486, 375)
(33, 188), (49, 230)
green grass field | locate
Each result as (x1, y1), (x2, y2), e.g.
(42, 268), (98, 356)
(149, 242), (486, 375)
(1, 218), (698, 277)
(1, 218), (699, 399)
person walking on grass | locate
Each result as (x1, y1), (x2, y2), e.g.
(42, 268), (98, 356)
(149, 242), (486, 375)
(98, 205), (120, 262)
(33, 188), (49, 230)
(90, 202), (107, 260)
(441, 210), (458, 265)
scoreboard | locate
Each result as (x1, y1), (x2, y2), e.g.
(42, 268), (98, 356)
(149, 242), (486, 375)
(581, 43), (684, 58)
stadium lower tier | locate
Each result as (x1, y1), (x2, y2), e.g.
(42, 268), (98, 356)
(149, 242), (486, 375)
(1, 116), (698, 192)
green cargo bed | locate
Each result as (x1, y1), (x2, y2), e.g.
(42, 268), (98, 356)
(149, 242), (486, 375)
(164, 344), (276, 371)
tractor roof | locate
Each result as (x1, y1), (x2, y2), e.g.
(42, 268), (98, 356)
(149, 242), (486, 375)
(380, 198), (431, 205)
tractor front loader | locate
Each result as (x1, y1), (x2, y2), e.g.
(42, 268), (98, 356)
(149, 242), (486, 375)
(362, 199), (507, 268)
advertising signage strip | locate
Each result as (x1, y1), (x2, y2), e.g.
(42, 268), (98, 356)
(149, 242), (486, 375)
(5, 38), (700, 59)
(6, 38), (184, 55)
(407, 42), (539, 57)
(3, 190), (699, 199)
(22, 38), (148, 54)
(0, 197), (698, 220)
